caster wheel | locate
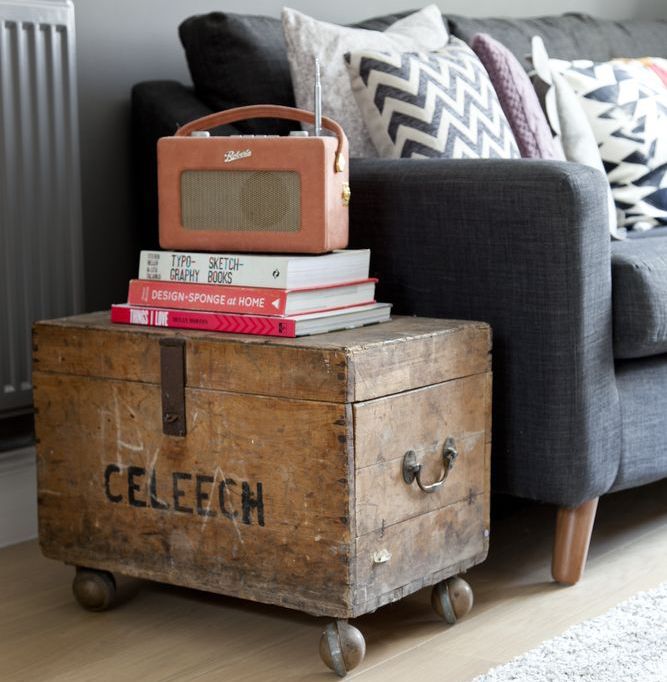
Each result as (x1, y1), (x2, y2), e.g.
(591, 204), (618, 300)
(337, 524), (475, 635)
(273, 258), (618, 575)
(72, 568), (117, 612)
(431, 576), (473, 624)
(319, 620), (366, 677)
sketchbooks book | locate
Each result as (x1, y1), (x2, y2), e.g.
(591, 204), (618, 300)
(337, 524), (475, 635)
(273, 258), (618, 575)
(138, 249), (371, 289)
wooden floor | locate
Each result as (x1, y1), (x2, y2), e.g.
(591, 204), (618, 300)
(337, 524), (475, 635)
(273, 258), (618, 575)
(2, 479), (666, 681)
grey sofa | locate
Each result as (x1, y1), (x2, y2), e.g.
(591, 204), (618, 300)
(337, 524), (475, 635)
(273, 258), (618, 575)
(131, 12), (667, 584)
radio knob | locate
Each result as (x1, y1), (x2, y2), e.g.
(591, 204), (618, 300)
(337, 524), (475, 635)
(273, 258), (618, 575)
(342, 183), (351, 206)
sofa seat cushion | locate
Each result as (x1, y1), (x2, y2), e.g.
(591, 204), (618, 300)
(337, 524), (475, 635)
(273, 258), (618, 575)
(612, 236), (667, 359)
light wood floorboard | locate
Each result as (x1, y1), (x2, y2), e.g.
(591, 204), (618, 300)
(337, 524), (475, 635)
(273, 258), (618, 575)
(1, 479), (666, 681)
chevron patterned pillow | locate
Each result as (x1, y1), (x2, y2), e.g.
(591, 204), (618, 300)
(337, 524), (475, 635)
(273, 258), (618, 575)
(345, 37), (520, 160)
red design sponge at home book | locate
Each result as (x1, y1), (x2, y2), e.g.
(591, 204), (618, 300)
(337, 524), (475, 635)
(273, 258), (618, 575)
(110, 302), (391, 338)
(127, 279), (376, 316)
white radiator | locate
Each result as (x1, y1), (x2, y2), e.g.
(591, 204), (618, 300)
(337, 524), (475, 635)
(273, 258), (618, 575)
(0, 0), (83, 415)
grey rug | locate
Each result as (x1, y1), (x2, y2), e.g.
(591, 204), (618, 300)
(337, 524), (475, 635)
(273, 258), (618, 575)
(472, 582), (667, 682)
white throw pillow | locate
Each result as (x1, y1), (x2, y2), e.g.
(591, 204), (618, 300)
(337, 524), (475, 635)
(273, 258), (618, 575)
(532, 36), (625, 239)
(281, 5), (448, 158)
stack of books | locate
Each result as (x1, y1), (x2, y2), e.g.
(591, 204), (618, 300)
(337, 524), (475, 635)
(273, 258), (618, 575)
(111, 249), (391, 337)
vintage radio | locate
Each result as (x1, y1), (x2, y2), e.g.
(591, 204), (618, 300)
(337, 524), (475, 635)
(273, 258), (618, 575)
(157, 105), (350, 254)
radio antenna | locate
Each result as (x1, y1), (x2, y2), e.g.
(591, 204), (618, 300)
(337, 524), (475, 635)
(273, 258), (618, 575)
(314, 58), (322, 137)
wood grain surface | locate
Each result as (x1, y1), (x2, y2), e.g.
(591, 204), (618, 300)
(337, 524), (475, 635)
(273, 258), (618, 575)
(34, 313), (490, 402)
(34, 372), (354, 617)
(34, 313), (491, 620)
(353, 494), (489, 617)
(354, 373), (489, 470)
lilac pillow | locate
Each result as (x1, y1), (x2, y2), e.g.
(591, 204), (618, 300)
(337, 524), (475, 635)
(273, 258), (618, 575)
(472, 33), (563, 160)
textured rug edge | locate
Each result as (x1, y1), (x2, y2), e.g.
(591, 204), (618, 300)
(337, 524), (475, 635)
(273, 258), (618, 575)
(472, 581), (667, 682)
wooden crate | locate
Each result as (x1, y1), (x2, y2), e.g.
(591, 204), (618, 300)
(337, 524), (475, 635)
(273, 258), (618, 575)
(33, 313), (491, 673)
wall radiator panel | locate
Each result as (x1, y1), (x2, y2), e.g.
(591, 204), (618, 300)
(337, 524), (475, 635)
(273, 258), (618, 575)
(0, 0), (83, 414)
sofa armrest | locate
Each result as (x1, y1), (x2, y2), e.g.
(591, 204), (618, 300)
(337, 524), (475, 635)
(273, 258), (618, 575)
(131, 80), (239, 250)
(349, 158), (621, 506)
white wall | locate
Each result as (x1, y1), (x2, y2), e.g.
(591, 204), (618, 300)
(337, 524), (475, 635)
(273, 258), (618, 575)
(73, 0), (666, 310)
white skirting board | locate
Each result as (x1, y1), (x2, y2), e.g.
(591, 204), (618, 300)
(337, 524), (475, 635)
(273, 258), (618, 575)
(0, 447), (38, 548)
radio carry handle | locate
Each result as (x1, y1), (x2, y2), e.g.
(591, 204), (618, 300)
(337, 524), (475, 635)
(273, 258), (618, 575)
(174, 105), (349, 174)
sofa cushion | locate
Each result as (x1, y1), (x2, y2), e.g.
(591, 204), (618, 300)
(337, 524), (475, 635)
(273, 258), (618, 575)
(178, 12), (298, 135)
(471, 33), (563, 160)
(612, 236), (667, 359)
(345, 38), (520, 160)
(178, 10), (667, 141)
(529, 37), (623, 239)
(282, 5), (449, 157)
(555, 57), (667, 233)
(178, 11), (411, 136)
(447, 14), (667, 70)
(627, 225), (667, 240)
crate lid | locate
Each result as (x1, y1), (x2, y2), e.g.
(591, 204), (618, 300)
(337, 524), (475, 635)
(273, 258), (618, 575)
(33, 312), (490, 403)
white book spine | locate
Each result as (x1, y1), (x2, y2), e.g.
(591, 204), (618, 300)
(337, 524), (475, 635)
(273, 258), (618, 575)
(138, 251), (289, 288)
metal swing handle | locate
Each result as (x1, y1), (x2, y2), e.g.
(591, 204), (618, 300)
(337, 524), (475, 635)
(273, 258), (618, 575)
(402, 437), (458, 494)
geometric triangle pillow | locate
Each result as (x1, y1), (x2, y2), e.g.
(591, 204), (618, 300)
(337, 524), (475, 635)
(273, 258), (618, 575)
(345, 37), (520, 160)
(553, 57), (667, 232)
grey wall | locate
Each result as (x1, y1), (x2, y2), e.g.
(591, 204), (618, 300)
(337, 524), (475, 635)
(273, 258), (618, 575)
(73, 0), (666, 310)
(643, 0), (667, 19)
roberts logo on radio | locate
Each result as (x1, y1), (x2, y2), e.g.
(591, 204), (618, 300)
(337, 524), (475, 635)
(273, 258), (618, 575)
(224, 149), (252, 163)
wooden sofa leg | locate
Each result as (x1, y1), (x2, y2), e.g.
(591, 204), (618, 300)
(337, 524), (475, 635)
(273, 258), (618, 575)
(552, 497), (599, 585)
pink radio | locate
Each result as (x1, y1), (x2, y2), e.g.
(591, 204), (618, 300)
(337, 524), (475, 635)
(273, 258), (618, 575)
(157, 105), (350, 254)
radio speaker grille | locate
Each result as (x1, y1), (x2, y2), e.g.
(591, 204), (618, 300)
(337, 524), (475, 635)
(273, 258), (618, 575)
(181, 170), (301, 232)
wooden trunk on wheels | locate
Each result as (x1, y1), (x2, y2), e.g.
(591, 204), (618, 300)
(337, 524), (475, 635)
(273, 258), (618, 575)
(33, 313), (491, 671)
